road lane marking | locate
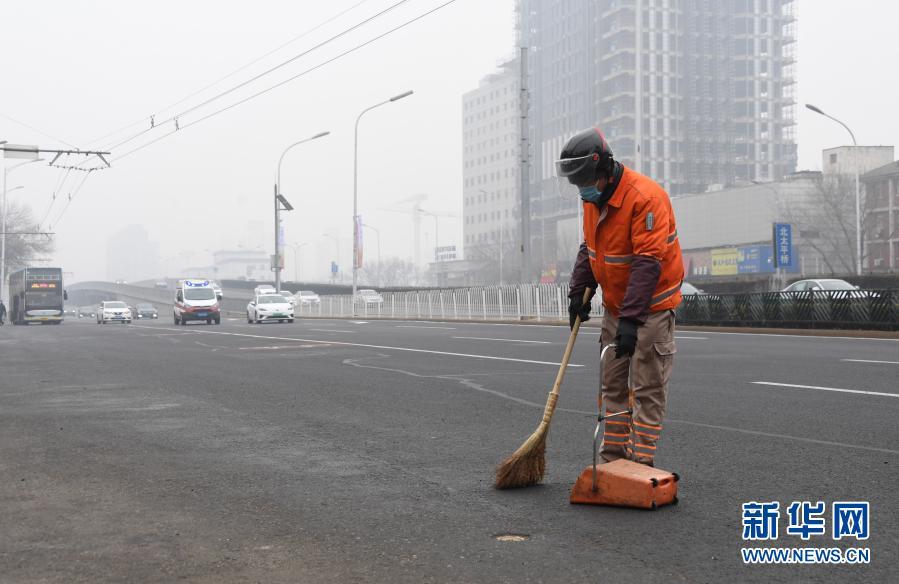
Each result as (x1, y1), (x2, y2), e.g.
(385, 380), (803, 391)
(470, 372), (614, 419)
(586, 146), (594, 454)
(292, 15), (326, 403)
(309, 329), (354, 333)
(290, 317), (899, 341)
(675, 335), (708, 340)
(842, 358), (899, 365)
(452, 336), (551, 344)
(752, 381), (899, 398)
(130, 325), (583, 367)
(238, 344), (326, 350)
(396, 325), (457, 330)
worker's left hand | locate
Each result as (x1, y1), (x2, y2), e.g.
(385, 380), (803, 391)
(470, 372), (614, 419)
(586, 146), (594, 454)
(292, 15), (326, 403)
(614, 318), (639, 358)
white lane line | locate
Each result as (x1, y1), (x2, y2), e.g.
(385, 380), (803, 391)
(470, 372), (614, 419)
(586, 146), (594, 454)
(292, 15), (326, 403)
(310, 317), (899, 341)
(696, 331), (899, 342)
(130, 325), (582, 367)
(452, 336), (551, 345)
(309, 329), (354, 333)
(238, 344), (326, 350)
(842, 358), (899, 365)
(752, 381), (899, 398)
(396, 325), (457, 330)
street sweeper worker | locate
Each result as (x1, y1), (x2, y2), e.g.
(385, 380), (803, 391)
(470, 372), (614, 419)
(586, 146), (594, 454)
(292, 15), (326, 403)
(558, 127), (684, 467)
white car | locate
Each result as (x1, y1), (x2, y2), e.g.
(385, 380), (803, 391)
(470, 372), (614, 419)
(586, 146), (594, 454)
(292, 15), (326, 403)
(254, 285), (277, 296)
(782, 278), (873, 297)
(247, 294), (294, 324)
(97, 301), (132, 324)
(354, 289), (384, 306)
(293, 290), (321, 306)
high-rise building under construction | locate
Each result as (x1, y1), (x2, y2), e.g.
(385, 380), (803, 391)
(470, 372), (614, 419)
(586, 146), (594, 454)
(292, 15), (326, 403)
(516, 0), (797, 275)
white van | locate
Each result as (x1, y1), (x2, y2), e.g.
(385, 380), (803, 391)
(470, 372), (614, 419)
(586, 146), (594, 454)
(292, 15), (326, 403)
(174, 279), (221, 325)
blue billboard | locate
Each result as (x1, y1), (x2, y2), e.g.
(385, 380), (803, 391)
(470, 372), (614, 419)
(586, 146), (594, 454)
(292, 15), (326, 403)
(737, 244), (797, 274)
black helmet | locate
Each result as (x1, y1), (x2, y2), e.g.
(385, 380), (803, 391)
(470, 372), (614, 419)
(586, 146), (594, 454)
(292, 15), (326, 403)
(555, 127), (615, 192)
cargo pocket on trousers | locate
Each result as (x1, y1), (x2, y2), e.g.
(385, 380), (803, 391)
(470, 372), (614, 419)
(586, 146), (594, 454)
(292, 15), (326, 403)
(653, 340), (676, 357)
(652, 340), (676, 383)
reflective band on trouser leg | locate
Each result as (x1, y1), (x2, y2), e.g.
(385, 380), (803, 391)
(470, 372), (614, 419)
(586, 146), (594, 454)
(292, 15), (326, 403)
(633, 422), (661, 464)
(599, 312), (631, 462)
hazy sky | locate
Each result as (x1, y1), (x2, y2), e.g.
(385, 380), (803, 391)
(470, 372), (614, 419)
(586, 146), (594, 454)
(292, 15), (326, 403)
(1, 0), (896, 283)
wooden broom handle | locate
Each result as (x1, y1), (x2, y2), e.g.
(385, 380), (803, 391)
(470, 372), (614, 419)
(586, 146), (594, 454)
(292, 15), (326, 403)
(547, 287), (593, 401)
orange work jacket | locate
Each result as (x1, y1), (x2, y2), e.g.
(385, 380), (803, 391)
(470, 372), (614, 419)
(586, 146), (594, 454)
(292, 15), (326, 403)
(583, 166), (684, 317)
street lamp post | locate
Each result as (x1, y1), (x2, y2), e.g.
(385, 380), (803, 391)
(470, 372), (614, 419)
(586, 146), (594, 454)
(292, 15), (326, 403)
(2, 158), (44, 303)
(362, 223), (381, 287)
(275, 131), (329, 293)
(352, 89), (413, 314)
(805, 103), (862, 275)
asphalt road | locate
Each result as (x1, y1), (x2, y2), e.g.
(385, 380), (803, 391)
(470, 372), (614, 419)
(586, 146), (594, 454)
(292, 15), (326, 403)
(1, 316), (897, 583)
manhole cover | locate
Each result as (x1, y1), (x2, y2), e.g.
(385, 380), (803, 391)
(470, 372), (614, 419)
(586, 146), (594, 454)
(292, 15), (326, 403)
(494, 533), (530, 542)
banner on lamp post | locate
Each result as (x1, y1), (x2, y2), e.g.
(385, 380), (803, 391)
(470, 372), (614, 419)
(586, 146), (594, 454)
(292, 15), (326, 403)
(354, 215), (364, 269)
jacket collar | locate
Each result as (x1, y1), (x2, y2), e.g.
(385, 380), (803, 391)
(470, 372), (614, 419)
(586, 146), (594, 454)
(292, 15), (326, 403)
(606, 163), (628, 209)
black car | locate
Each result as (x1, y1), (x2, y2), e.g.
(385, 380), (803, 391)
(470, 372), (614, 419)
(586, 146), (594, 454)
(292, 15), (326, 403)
(134, 303), (158, 319)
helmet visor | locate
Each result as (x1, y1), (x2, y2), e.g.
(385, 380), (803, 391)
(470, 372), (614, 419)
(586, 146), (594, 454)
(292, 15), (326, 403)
(555, 154), (597, 198)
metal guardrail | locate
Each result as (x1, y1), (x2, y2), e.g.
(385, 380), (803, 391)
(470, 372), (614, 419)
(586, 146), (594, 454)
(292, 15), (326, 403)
(72, 281), (898, 330)
(677, 289), (898, 331)
(295, 284), (602, 322)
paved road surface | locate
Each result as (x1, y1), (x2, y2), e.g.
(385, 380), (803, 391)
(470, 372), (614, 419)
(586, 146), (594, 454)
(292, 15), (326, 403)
(1, 317), (896, 583)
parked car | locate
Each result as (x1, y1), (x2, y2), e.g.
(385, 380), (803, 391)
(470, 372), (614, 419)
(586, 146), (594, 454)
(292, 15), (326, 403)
(782, 279), (874, 298)
(247, 294), (294, 324)
(293, 290), (321, 307)
(681, 281), (706, 296)
(354, 289), (384, 306)
(97, 301), (132, 324)
(254, 285), (277, 296)
(134, 303), (158, 319)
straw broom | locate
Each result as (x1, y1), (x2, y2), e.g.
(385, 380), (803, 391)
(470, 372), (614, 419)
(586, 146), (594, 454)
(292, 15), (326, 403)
(494, 288), (593, 489)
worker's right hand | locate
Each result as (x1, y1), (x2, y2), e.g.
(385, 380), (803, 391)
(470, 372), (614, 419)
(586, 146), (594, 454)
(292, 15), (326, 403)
(568, 294), (592, 329)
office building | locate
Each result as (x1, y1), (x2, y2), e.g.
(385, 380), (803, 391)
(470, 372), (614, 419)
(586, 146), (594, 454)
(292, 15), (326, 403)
(516, 0), (798, 276)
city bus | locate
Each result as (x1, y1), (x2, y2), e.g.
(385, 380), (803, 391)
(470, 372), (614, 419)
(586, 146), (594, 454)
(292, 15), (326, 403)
(7, 267), (68, 325)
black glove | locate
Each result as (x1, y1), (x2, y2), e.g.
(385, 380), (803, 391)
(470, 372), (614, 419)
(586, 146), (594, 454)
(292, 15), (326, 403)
(614, 318), (639, 358)
(568, 294), (592, 330)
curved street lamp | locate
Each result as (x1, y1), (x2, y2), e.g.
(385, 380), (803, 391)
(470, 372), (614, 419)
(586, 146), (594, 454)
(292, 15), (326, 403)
(273, 131), (329, 292)
(805, 103), (861, 275)
(352, 90), (413, 314)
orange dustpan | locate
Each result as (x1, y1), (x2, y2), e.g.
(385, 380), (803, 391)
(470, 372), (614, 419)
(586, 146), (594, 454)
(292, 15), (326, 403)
(569, 345), (679, 509)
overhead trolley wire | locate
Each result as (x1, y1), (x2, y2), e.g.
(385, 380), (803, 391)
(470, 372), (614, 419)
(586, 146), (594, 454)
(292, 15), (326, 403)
(80, 0), (374, 149)
(110, 0), (458, 164)
(0, 112), (78, 148)
(80, 0), (409, 162)
(47, 171), (92, 229)
(40, 167), (73, 227)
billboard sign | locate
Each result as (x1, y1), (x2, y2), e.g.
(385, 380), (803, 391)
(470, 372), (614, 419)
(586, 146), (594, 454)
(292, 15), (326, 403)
(711, 248), (739, 276)
(773, 223), (793, 268)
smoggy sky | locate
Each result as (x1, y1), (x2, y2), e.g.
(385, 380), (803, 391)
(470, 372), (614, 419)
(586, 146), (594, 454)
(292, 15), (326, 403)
(1, 0), (896, 282)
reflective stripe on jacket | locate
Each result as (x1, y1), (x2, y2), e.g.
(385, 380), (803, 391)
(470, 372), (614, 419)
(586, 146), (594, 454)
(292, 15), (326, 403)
(582, 165), (684, 318)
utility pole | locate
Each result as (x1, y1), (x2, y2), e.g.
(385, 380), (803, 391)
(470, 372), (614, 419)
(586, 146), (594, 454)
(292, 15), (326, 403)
(518, 46), (531, 283)
(274, 131), (328, 293)
(274, 184), (282, 292)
